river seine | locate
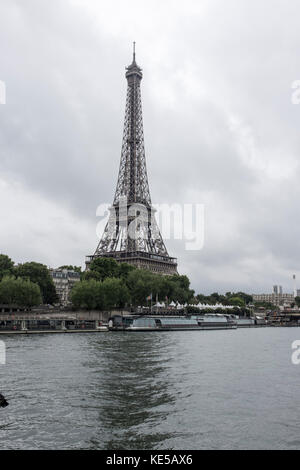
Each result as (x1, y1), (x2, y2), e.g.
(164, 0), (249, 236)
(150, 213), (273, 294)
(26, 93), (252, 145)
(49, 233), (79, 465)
(0, 328), (300, 450)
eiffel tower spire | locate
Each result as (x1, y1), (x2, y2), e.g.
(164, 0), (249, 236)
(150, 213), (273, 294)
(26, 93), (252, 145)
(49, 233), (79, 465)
(113, 43), (151, 207)
(87, 46), (177, 275)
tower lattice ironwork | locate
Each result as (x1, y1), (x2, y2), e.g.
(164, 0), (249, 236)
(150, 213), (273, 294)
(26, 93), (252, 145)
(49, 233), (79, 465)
(87, 45), (178, 275)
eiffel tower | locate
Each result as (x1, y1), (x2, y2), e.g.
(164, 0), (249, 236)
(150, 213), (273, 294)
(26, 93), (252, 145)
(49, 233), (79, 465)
(87, 45), (178, 275)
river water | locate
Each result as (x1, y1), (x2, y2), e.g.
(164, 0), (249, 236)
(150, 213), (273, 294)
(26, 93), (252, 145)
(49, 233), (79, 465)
(0, 328), (300, 450)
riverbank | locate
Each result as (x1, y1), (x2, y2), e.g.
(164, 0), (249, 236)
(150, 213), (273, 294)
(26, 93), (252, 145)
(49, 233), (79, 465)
(0, 310), (298, 334)
(0, 328), (108, 335)
(0, 324), (298, 335)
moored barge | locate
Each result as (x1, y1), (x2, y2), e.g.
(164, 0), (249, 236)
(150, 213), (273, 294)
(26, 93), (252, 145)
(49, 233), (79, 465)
(108, 314), (237, 331)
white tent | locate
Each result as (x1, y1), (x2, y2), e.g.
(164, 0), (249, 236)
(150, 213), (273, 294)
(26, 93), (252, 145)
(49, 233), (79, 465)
(153, 302), (166, 308)
(153, 302), (162, 308)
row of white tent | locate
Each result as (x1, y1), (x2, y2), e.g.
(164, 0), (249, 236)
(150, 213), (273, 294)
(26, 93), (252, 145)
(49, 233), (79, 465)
(152, 301), (235, 310)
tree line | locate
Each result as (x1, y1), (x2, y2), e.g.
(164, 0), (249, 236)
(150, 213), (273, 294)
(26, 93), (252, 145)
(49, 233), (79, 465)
(71, 258), (195, 310)
(0, 253), (269, 312)
(71, 258), (255, 311)
(0, 254), (57, 307)
(195, 291), (253, 307)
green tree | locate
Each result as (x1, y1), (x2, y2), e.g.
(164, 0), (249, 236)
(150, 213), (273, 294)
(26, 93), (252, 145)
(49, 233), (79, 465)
(170, 286), (189, 304)
(15, 262), (58, 304)
(126, 269), (154, 306)
(166, 275), (194, 303)
(74, 261), (195, 309)
(124, 269), (194, 306)
(59, 265), (82, 273)
(70, 280), (100, 310)
(70, 278), (129, 310)
(118, 262), (136, 280)
(102, 278), (130, 309)
(89, 258), (120, 281)
(235, 292), (253, 304)
(168, 274), (190, 292)
(0, 276), (42, 307)
(210, 292), (221, 302)
(254, 301), (276, 309)
(81, 270), (102, 281)
(0, 254), (14, 280)
(227, 296), (245, 307)
(295, 297), (300, 308)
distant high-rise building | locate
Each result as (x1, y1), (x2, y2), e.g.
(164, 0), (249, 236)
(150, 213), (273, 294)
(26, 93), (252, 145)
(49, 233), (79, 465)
(253, 287), (293, 307)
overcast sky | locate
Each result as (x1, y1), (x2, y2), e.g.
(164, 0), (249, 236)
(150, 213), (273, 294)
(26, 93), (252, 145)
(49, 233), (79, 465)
(0, 0), (300, 294)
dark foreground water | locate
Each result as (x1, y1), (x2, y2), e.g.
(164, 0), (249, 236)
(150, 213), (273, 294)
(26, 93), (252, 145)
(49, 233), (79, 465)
(0, 328), (300, 449)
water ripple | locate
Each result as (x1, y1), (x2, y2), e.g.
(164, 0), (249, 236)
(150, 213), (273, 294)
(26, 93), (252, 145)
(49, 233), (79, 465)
(1, 328), (300, 449)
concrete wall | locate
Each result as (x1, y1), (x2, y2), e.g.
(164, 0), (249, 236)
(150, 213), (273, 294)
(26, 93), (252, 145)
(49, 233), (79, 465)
(0, 309), (129, 322)
(72, 310), (129, 322)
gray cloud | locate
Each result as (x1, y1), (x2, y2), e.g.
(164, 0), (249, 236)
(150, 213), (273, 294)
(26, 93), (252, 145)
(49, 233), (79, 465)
(0, 0), (300, 294)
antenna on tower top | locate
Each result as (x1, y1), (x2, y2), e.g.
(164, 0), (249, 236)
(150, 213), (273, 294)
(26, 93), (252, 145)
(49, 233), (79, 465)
(133, 41), (136, 62)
